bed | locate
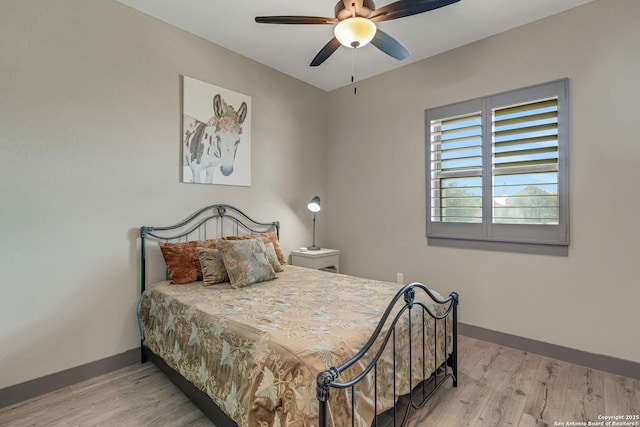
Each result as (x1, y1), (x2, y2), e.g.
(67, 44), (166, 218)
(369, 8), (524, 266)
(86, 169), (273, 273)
(138, 204), (459, 427)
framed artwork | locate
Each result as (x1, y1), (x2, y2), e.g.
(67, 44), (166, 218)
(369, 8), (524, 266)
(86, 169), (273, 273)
(182, 76), (251, 186)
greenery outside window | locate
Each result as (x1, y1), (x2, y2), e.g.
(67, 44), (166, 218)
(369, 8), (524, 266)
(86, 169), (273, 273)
(425, 79), (569, 250)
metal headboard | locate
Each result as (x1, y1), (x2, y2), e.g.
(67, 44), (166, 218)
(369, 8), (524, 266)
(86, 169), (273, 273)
(139, 204), (280, 292)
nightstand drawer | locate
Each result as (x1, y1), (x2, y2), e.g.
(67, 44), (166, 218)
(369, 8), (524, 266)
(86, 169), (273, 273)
(316, 256), (337, 269)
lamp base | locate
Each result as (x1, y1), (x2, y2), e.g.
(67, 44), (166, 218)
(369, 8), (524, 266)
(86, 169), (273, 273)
(307, 245), (321, 251)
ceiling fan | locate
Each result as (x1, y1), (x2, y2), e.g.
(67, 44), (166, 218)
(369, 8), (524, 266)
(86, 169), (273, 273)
(255, 0), (460, 67)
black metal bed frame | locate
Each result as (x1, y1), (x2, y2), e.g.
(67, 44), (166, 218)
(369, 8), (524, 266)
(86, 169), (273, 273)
(139, 204), (458, 427)
(316, 284), (458, 427)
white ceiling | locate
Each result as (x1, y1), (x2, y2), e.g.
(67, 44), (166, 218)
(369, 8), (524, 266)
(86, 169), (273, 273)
(115, 0), (595, 92)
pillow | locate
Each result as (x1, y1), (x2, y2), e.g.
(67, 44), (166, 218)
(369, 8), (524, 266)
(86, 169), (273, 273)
(195, 247), (229, 286)
(260, 231), (286, 265)
(264, 242), (283, 272)
(216, 237), (277, 288)
(223, 231), (286, 265)
(158, 240), (217, 284)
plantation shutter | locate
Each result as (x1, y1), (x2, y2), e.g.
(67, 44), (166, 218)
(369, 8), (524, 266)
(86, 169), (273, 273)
(430, 112), (483, 223)
(492, 98), (560, 225)
(426, 78), (569, 250)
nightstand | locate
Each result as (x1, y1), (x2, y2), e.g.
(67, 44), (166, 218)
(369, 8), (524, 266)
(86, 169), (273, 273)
(290, 248), (340, 273)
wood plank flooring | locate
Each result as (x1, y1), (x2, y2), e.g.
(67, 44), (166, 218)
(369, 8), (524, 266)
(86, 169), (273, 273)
(1, 336), (638, 426)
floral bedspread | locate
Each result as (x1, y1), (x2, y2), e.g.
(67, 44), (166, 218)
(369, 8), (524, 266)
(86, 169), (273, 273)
(139, 265), (453, 427)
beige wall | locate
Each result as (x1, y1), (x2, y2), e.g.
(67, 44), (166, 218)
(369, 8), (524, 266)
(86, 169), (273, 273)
(0, 0), (327, 388)
(327, 0), (640, 363)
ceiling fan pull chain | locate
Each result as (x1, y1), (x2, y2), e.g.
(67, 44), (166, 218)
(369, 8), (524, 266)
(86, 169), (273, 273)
(351, 48), (357, 95)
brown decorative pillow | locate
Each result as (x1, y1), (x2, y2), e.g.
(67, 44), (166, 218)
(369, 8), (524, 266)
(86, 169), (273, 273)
(223, 231), (286, 265)
(158, 240), (217, 284)
(216, 237), (277, 289)
(195, 247), (229, 286)
(264, 242), (283, 272)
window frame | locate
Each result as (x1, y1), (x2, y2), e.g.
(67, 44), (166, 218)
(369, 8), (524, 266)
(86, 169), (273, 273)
(425, 79), (570, 250)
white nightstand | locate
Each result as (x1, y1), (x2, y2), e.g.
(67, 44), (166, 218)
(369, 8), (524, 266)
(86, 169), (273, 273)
(290, 248), (340, 273)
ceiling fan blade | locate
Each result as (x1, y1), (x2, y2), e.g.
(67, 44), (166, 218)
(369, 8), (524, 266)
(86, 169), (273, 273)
(369, 0), (459, 22)
(371, 29), (410, 60)
(255, 16), (338, 25)
(310, 37), (342, 67)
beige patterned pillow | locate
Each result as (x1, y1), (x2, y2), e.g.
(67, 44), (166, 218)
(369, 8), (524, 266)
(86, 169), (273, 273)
(195, 247), (229, 286)
(264, 242), (283, 272)
(223, 231), (286, 265)
(216, 238), (277, 288)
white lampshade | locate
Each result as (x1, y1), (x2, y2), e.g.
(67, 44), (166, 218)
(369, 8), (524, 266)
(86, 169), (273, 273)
(334, 17), (377, 48)
(307, 196), (321, 213)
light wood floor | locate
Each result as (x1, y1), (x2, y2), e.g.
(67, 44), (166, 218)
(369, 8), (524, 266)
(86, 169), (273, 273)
(1, 336), (638, 426)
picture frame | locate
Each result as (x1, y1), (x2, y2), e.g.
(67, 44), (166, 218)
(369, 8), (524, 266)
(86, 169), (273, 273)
(182, 76), (251, 186)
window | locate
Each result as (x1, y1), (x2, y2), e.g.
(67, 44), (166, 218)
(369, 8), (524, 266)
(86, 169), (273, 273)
(426, 79), (569, 249)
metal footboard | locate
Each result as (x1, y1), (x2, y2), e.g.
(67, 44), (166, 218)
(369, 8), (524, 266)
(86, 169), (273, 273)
(316, 283), (459, 427)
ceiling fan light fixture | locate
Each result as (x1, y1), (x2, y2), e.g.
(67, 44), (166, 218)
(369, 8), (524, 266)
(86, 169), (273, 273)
(334, 17), (376, 48)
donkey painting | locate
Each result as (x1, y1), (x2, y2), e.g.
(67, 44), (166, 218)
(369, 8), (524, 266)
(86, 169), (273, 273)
(183, 94), (248, 184)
